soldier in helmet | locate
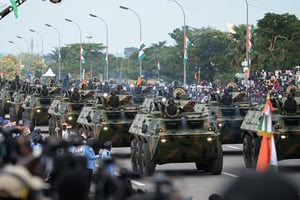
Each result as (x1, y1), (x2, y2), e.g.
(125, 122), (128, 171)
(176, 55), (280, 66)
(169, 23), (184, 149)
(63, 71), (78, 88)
(41, 85), (48, 96)
(107, 91), (119, 109)
(284, 93), (297, 114)
(221, 88), (233, 106)
(71, 87), (80, 102)
(166, 97), (178, 116)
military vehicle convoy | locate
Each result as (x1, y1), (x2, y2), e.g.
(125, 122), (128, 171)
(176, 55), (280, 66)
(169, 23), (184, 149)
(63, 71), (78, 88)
(48, 88), (95, 137)
(241, 85), (300, 168)
(77, 91), (139, 148)
(129, 89), (223, 176)
(22, 79), (61, 131)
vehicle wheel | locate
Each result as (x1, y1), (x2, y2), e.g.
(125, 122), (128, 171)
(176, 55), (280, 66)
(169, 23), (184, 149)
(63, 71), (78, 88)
(251, 137), (260, 168)
(48, 118), (53, 136)
(142, 143), (156, 176)
(243, 135), (253, 168)
(195, 162), (210, 172)
(137, 141), (144, 175)
(131, 138), (138, 172)
(209, 140), (223, 175)
(9, 107), (15, 122)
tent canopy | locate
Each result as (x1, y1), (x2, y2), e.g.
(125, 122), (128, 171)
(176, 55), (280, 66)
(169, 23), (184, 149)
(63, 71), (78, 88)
(43, 68), (56, 77)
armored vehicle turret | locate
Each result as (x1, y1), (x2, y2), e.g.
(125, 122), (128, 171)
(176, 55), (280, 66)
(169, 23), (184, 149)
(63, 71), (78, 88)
(76, 90), (139, 147)
(129, 94), (223, 176)
(48, 88), (95, 137)
(22, 79), (61, 131)
(241, 86), (300, 168)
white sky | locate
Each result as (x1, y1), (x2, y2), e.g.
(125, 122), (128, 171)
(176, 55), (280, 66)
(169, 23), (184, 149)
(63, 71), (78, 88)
(0, 0), (299, 56)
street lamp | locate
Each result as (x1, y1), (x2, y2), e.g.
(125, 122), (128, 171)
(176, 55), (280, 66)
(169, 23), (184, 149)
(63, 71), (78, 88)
(16, 35), (30, 74)
(168, 0), (187, 87)
(120, 5), (143, 78)
(45, 23), (61, 82)
(245, 0), (250, 70)
(89, 13), (109, 81)
(29, 28), (44, 83)
(8, 40), (21, 78)
(65, 18), (83, 81)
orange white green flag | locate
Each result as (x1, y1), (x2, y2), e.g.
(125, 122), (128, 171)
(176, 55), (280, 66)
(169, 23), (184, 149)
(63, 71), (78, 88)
(256, 94), (278, 172)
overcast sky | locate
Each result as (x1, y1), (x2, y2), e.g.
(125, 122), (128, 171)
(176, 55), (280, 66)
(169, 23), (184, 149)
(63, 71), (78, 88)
(0, 0), (299, 56)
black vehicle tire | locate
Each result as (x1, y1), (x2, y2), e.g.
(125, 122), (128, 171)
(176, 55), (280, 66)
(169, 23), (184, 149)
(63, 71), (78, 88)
(195, 162), (210, 172)
(209, 141), (223, 175)
(131, 138), (138, 172)
(137, 141), (144, 175)
(142, 143), (156, 176)
(243, 134), (253, 168)
(251, 137), (260, 168)
(9, 106), (15, 122)
(48, 118), (53, 136)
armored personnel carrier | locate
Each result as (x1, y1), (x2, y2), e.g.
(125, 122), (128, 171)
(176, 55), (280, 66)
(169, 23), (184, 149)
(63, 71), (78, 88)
(48, 87), (95, 137)
(22, 78), (61, 131)
(207, 83), (255, 144)
(241, 85), (300, 168)
(77, 90), (139, 147)
(128, 90), (223, 176)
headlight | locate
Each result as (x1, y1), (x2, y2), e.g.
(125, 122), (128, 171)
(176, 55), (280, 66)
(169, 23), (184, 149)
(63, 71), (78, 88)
(161, 138), (167, 143)
(36, 109), (41, 113)
(6, 100), (10, 103)
(161, 97), (166, 103)
(130, 84), (134, 88)
(156, 127), (164, 133)
(68, 116), (73, 121)
(217, 123), (222, 127)
(280, 135), (287, 139)
(103, 93), (108, 98)
(207, 137), (213, 142)
(103, 126), (108, 131)
(208, 127), (215, 131)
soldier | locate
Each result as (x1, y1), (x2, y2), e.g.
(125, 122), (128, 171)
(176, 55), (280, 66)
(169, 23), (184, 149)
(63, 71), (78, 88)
(107, 91), (119, 109)
(221, 88), (233, 106)
(71, 87), (80, 102)
(284, 93), (297, 114)
(166, 98), (178, 116)
(41, 85), (48, 96)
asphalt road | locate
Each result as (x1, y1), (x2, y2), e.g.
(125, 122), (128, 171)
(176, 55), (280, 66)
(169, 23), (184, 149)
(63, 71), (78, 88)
(111, 144), (300, 200)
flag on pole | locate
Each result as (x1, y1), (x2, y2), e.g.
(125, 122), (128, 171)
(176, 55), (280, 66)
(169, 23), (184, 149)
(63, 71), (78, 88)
(14, 71), (17, 77)
(256, 94), (278, 172)
(245, 68), (250, 79)
(1, 70), (4, 78)
(157, 61), (160, 71)
(82, 68), (86, 84)
(136, 76), (141, 87)
(138, 39), (145, 61)
(194, 71), (198, 81)
(74, 69), (77, 78)
(80, 45), (85, 64)
(88, 68), (92, 76)
(247, 25), (254, 53)
(184, 34), (191, 64)
(0, 0), (18, 18)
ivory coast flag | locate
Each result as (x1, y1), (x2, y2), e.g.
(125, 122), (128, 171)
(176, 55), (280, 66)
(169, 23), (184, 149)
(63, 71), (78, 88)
(136, 76), (141, 87)
(256, 94), (278, 172)
(82, 68), (86, 84)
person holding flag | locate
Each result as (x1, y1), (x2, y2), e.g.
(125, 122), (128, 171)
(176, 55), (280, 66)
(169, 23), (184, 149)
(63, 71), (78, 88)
(256, 93), (278, 172)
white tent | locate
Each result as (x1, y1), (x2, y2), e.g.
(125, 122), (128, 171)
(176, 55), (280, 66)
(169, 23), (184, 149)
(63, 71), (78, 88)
(43, 68), (56, 77)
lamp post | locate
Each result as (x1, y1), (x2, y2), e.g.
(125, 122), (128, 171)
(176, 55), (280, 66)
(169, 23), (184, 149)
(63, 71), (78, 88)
(45, 23), (61, 82)
(168, 0), (186, 87)
(120, 5), (143, 78)
(29, 28), (44, 83)
(16, 35), (30, 74)
(245, 0), (249, 70)
(89, 13), (109, 82)
(8, 40), (21, 78)
(65, 18), (82, 82)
